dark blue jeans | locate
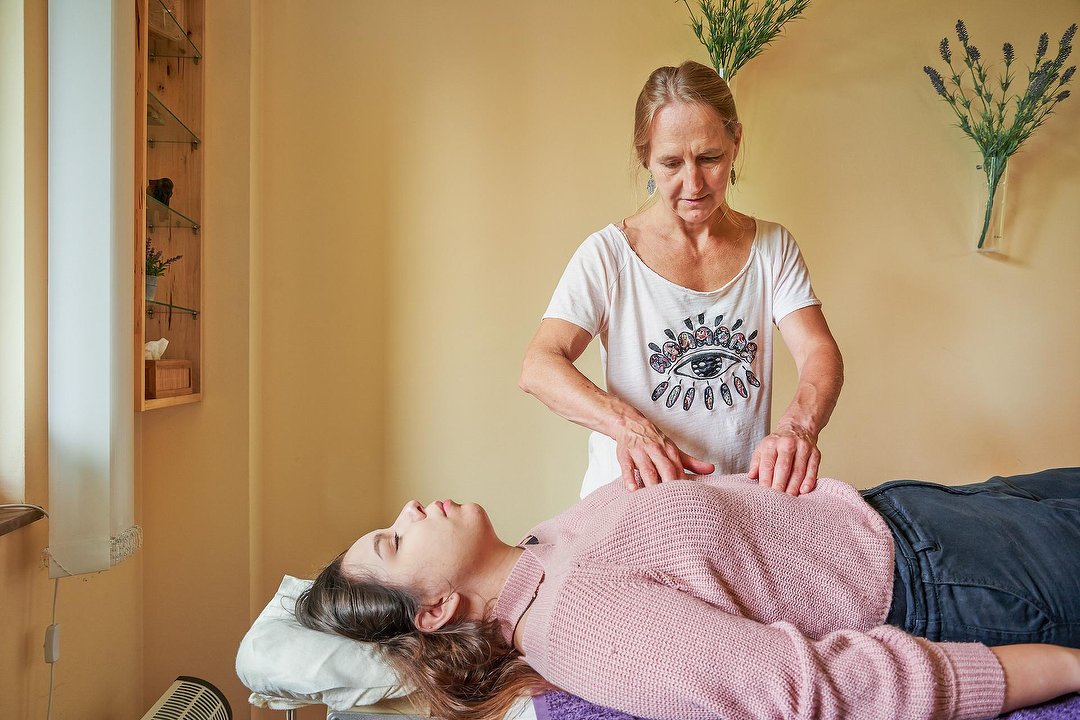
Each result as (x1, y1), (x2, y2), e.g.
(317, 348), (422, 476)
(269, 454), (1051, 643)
(861, 467), (1080, 647)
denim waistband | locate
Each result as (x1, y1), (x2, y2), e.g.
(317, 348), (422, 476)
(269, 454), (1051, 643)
(861, 488), (922, 633)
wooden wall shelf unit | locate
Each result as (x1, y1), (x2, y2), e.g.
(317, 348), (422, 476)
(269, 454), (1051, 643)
(135, 0), (204, 411)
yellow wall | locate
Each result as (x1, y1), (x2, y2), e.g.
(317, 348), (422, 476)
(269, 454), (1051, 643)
(254, 0), (391, 598)
(140, 0), (256, 712)
(4, 1), (1079, 719)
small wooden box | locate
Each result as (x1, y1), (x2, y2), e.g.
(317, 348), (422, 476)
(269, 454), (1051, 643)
(145, 359), (193, 399)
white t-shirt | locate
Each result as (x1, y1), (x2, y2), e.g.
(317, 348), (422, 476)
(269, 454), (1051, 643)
(543, 219), (820, 498)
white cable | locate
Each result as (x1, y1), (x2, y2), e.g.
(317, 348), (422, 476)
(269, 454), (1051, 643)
(47, 660), (55, 720)
(46, 577), (58, 720)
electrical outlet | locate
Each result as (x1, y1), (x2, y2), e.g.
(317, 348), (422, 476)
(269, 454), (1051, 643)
(44, 624), (60, 663)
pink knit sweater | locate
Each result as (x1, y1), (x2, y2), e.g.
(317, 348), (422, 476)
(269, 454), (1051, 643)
(494, 475), (1005, 720)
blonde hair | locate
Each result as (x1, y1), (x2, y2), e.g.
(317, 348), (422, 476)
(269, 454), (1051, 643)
(295, 556), (554, 720)
(633, 60), (740, 168)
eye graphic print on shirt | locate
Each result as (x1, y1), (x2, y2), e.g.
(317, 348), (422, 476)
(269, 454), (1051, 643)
(647, 312), (760, 411)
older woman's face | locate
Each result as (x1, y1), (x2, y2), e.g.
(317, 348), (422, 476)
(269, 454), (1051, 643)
(342, 499), (499, 598)
(647, 101), (740, 227)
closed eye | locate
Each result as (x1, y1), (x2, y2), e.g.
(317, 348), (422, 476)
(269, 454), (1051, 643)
(394, 532), (400, 550)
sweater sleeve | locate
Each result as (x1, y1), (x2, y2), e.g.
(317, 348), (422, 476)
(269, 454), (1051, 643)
(539, 577), (1004, 720)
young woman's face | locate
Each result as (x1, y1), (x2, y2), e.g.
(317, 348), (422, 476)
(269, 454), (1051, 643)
(647, 101), (740, 227)
(342, 499), (500, 598)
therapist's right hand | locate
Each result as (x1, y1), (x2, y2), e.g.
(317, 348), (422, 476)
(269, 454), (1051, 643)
(615, 418), (715, 490)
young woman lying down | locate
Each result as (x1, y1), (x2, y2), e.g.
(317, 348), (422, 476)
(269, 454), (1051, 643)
(295, 468), (1080, 720)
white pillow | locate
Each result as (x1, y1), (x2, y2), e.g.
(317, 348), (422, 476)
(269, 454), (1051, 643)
(236, 575), (411, 711)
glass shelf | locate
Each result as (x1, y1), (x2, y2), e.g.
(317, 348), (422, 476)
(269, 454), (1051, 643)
(146, 194), (200, 231)
(148, 0), (202, 60)
(147, 91), (200, 145)
(146, 194), (199, 231)
(147, 300), (199, 318)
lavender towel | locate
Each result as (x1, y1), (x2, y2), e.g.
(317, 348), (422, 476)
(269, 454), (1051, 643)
(1004, 695), (1080, 720)
(533, 691), (1080, 720)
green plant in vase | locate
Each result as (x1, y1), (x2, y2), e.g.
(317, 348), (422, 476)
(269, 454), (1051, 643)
(145, 237), (182, 302)
(682, 0), (811, 81)
(922, 20), (1075, 250)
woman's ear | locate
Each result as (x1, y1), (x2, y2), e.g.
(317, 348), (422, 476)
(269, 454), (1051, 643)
(415, 592), (460, 633)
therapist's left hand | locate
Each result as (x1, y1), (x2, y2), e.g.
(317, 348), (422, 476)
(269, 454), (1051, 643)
(749, 424), (820, 496)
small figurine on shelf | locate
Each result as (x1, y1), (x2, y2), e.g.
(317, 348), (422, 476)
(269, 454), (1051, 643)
(148, 177), (174, 206)
(145, 238), (182, 302)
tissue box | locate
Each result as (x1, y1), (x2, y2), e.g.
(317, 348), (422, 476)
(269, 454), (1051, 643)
(145, 359), (193, 399)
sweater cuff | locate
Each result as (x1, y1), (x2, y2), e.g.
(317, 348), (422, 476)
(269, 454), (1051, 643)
(935, 642), (1006, 720)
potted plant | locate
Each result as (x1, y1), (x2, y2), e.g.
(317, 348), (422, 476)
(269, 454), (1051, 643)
(145, 237), (182, 302)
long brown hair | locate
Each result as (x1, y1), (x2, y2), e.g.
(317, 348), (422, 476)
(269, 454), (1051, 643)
(295, 555), (552, 720)
(633, 60), (740, 167)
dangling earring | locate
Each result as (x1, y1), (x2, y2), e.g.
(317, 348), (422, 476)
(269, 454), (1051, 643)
(730, 165), (737, 186)
(646, 174), (656, 195)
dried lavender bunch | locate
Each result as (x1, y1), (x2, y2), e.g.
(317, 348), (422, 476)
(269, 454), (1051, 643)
(683, 0), (811, 81)
(923, 20), (1075, 160)
(922, 20), (1076, 247)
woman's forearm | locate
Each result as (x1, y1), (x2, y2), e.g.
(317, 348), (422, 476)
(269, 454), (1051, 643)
(519, 347), (645, 439)
(776, 343), (844, 438)
(993, 644), (1080, 712)
(522, 328), (715, 485)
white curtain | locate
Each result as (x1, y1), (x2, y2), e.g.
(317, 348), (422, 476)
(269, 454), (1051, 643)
(47, 0), (139, 577)
(0, 0), (27, 502)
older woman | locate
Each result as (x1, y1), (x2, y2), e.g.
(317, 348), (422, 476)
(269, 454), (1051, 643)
(520, 61), (843, 498)
(296, 467), (1080, 720)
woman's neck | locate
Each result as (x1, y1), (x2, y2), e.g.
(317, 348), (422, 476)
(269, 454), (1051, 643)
(466, 543), (524, 622)
(643, 201), (744, 250)
(488, 544), (525, 599)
